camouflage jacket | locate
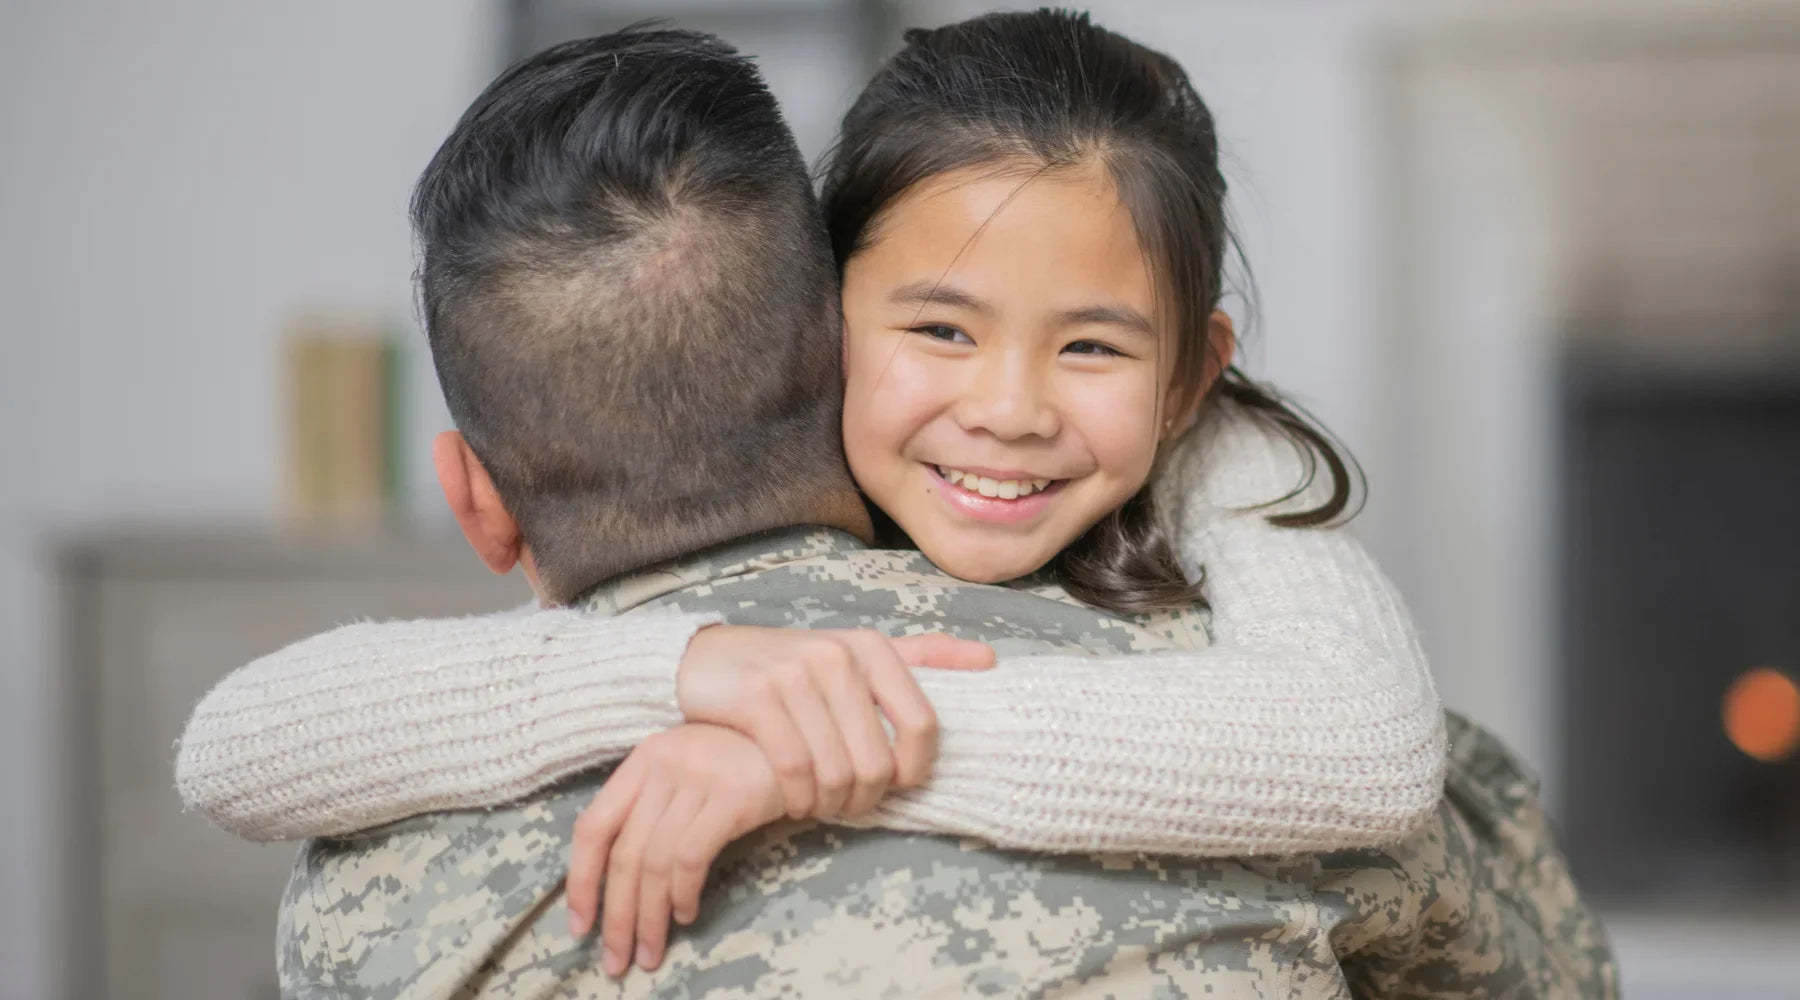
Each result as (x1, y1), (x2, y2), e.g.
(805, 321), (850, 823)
(279, 527), (1617, 999)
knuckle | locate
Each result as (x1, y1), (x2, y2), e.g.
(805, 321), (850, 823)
(808, 638), (851, 669)
(744, 672), (777, 701)
(775, 753), (811, 779)
(893, 709), (936, 745)
(870, 653), (910, 681)
(776, 659), (812, 688)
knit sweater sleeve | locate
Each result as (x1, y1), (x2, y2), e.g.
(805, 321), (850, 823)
(868, 404), (1448, 855)
(173, 607), (720, 841)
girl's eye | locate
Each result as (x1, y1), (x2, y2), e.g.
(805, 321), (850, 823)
(1063, 340), (1126, 358)
(909, 324), (973, 345)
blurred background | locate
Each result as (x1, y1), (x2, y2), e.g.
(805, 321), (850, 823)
(3, 0), (1797, 997)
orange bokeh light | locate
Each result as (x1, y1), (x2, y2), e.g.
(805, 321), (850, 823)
(1722, 667), (1800, 763)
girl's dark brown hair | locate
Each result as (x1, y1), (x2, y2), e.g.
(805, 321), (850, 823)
(821, 8), (1360, 615)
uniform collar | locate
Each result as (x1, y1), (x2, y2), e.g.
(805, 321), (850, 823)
(575, 526), (868, 615)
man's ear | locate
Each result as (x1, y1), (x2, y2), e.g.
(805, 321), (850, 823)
(433, 430), (523, 576)
(1164, 309), (1237, 442)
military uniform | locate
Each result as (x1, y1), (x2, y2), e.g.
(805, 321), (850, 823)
(279, 528), (1616, 998)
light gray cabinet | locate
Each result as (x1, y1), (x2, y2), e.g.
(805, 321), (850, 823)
(60, 531), (525, 1000)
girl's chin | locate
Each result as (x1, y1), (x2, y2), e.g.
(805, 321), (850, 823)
(914, 542), (1054, 584)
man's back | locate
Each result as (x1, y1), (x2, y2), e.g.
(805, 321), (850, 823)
(279, 529), (1613, 999)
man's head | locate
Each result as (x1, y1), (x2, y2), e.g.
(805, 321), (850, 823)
(413, 28), (870, 603)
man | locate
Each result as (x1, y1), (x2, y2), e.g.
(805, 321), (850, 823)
(281, 534), (1613, 998)
(278, 28), (1615, 999)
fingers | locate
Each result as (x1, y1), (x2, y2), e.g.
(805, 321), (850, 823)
(573, 725), (786, 980)
(860, 655), (940, 790)
(668, 796), (738, 925)
(890, 632), (996, 671)
(829, 633), (904, 815)
(634, 787), (704, 972)
(567, 758), (643, 938)
(741, 692), (817, 820)
(685, 628), (986, 820)
(600, 773), (672, 977)
(777, 674), (855, 817)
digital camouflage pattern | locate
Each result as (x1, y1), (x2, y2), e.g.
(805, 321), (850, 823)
(575, 527), (1212, 656)
(279, 528), (1617, 999)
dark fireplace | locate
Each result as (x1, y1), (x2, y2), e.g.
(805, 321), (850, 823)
(1559, 349), (1800, 906)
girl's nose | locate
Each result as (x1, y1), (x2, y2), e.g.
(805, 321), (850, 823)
(952, 350), (1061, 441)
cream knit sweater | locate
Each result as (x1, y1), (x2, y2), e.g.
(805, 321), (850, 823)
(175, 405), (1447, 853)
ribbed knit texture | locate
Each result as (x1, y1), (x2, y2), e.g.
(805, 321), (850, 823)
(173, 611), (715, 841)
(175, 403), (1446, 851)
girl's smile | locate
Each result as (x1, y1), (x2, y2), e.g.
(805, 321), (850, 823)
(926, 463), (1068, 524)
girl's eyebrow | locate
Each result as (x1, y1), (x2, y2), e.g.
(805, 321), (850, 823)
(1060, 305), (1156, 339)
(889, 280), (991, 314)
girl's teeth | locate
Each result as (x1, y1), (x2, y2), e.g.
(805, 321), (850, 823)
(936, 466), (1053, 499)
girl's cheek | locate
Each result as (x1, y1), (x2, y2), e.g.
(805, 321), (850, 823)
(856, 343), (944, 417)
(843, 335), (938, 466)
(1074, 379), (1162, 480)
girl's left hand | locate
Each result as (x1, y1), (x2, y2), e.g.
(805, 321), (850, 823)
(565, 723), (786, 977)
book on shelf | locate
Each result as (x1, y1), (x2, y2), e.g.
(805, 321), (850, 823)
(284, 315), (405, 529)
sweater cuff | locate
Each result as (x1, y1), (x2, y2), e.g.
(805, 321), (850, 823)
(511, 609), (722, 754)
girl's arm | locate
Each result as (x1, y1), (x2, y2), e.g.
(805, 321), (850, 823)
(178, 405), (1443, 853)
(173, 608), (719, 841)
(886, 403), (1447, 854)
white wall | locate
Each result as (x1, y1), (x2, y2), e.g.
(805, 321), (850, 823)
(1090, 1), (1390, 456)
(1384, 55), (1564, 802)
(0, 3), (499, 996)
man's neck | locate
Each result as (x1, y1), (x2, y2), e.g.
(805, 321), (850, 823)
(545, 486), (875, 608)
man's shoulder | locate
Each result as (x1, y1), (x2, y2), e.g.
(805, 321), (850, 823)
(631, 546), (1209, 655)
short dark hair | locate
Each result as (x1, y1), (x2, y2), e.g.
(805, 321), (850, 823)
(413, 28), (858, 602)
(822, 9), (1360, 615)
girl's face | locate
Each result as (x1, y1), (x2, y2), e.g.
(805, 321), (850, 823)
(841, 161), (1179, 583)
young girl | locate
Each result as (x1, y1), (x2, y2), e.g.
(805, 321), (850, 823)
(178, 6), (1444, 969)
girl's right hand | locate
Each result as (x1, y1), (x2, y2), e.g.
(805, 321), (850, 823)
(674, 626), (994, 818)
(564, 723), (786, 975)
